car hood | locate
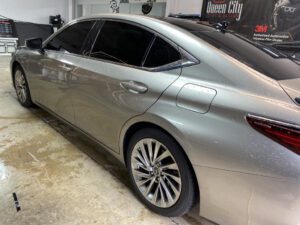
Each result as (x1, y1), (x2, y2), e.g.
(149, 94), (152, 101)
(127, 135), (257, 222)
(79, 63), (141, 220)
(279, 78), (300, 106)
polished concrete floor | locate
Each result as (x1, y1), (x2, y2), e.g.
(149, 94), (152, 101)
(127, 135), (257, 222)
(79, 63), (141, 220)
(0, 56), (209, 225)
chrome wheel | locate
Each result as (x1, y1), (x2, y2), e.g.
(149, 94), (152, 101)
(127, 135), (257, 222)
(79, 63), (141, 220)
(131, 138), (182, 208)
(15, 70), (27, 103)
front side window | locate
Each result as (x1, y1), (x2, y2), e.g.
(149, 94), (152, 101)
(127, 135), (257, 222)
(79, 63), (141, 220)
(45, 20), (95, 54)
(144, 37), (181, 68)
(90, 21), (154, 66)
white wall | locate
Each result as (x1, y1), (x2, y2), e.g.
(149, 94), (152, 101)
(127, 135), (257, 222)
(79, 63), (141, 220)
(74, 0), (167, 18)
(166, 0), (203, 16)
(0, 0), (70, 24)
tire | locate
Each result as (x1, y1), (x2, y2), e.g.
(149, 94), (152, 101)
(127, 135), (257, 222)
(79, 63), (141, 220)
(14, 66), (33, 108)
(126, 128), (198, 217)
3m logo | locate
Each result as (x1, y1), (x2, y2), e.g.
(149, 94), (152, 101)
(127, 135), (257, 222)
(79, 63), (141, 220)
(255, 25), (268, 33)
(281, 6), (296, 13)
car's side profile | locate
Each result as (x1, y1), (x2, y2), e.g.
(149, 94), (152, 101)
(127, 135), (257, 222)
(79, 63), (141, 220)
(11, 14), (300, 225)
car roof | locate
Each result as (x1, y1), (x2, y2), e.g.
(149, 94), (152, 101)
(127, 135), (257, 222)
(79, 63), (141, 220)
(76, 13), (215, 33)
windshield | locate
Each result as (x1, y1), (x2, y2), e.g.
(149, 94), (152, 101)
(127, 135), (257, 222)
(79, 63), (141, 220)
(162, 18), (300, 81)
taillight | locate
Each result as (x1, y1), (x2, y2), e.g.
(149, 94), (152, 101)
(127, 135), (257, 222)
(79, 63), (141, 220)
(246, 115), (300, 156)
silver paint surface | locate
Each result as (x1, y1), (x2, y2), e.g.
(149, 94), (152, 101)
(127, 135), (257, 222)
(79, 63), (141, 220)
(10, 14), (300, 225)
(1, 55), (209, 225)
(176, 84), (217, 113)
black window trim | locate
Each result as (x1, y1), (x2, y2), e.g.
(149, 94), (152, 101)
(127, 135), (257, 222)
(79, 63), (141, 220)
(82, 20), (104, 56)
(141, 34), (156, 67)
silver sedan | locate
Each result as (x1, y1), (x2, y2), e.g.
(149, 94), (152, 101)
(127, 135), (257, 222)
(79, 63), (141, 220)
(10, 14), (300, 225)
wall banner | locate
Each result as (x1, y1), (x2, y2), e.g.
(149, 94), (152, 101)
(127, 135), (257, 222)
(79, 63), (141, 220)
(109, 0), (121, 13)
(204, 0), (300, 42)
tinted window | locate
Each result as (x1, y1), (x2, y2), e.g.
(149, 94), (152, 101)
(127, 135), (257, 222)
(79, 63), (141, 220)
(191, 31), (300, 80)
(45, 20), (95, 54)
(90, 21), (154, 66)
(144, 37), (181, 68)
(161, 18), (300, 80)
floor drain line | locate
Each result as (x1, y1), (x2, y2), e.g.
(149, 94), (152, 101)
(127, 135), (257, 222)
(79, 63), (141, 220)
(170, 218), (180, 225)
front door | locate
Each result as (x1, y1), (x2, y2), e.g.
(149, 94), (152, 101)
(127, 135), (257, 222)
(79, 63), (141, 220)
(33, 20), (96, 123)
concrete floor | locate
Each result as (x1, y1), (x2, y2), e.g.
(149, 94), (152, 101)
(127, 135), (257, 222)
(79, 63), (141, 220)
(0, 56), (208, 225)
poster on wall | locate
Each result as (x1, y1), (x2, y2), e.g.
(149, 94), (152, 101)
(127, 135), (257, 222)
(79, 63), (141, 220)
(0, 19), (16, 38)
(204, 0), (300, 42)
(110, 0), (121, 13)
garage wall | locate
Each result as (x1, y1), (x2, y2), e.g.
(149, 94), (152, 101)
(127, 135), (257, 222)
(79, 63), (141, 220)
(166, 0), (204, 16)
(73, 0), (167, 18)
(0, 0), (70, 24)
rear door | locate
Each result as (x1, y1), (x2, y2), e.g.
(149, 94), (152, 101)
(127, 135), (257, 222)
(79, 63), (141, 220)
(71, 20), (183, 152)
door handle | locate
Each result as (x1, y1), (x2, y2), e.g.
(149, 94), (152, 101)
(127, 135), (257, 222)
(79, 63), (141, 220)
(59, 65), (73, 72)
(120, 81), (148, 94)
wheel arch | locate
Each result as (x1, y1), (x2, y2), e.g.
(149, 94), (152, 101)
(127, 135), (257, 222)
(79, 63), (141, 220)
(120, 116), (200, 202)
(123, 121), (165, 166)
(11, 60), (22, 87)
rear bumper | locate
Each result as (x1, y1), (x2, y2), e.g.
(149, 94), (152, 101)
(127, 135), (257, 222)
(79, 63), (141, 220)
(194, 165), (300, 225)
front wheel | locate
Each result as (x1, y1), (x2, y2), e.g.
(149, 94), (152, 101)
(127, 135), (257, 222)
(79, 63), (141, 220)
(14, 66), (33, 108)
(127, 128), (198, 217)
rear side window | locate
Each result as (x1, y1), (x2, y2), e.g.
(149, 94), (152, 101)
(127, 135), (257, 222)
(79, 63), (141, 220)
(90, 21), (154, 66)
(45, 20), (95, 54)
(144, 37), (181, 68)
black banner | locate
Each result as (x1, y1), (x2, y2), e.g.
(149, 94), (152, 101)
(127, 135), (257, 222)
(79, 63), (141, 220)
(14, 22), (54, 46)
(204, 0), (300, 42)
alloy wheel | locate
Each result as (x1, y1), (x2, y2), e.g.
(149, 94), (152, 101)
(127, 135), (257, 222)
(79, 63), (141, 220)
(131, 138), (182, 208)
(15, 70), (27, 104)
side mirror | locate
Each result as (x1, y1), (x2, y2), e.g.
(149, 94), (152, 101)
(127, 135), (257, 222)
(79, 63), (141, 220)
(25, 38), (43, 51)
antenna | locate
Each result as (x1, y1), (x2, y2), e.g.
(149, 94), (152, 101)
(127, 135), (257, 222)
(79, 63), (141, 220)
(214, 21), (230, 33)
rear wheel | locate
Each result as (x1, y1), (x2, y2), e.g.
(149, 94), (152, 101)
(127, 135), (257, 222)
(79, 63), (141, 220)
(14, 66), (33, 108)
(127, 128), (197, 217)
